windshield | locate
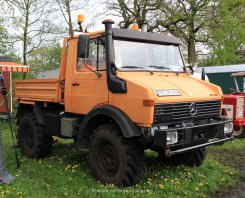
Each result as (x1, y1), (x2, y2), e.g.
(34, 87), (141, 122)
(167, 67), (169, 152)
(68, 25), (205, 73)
(113, 40), (185, 72)
(234, 76), (245, 91)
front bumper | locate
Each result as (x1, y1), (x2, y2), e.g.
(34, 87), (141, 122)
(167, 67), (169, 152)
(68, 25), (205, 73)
(153, 120), (233, 157)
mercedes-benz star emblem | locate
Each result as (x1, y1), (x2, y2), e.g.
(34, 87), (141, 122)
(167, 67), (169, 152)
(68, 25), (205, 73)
(189, 102), (197, 116)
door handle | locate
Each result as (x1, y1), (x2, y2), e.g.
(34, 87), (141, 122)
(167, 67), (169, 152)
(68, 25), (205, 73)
(72, 82), (80, 86)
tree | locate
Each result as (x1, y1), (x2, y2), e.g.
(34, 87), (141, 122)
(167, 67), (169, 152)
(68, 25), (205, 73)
(54, 0), (89, 36)
(55, 0), (73, 36)
(0, 18), (21, 61)
(202, 0), (245, 66)
(5, 0), (57, 78)
(0, 21), (10, 55)
(104, 0), (159, 29)
(104, 0), (212, 64)
(27, 44), (62, 78)
(156, 0), (212, 64)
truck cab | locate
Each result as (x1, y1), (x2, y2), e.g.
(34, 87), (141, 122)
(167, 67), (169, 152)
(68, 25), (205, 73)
(14, 20), (233, 186)
(223, 72), (245, 137)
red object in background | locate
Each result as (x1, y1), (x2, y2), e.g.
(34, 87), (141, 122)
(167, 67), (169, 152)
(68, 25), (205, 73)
(0, 62), (29, 73)
(223, 72), (245, 137)
(0, 59), (29, 114)
(223, 95), (245, 126)
(0, 72), (11, 113)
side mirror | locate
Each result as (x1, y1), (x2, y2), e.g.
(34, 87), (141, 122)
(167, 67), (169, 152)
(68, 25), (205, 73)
(77, 35), (89, 58)
(187, 63), (197, 74)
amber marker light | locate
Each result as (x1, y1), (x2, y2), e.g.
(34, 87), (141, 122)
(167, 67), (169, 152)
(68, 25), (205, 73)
(132, 23), (139, 31)
(78, 14), (85, 23)
(143, 100), (155, 106)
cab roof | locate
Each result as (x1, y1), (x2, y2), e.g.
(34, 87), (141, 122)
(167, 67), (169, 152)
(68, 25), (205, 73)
(73, 28), (182, 45)
(112, 28), (181, 45)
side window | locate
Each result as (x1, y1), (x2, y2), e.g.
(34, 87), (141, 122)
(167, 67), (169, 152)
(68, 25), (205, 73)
(77, 37), (106, 72)
(98, 38), (106, 70)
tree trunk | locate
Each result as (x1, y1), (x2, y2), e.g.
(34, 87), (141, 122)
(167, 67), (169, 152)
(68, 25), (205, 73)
(66, 0), (73, 37)
(23, 30), (27, 79)
(22, 1), (30, 79)
(187, 36), (196, 65)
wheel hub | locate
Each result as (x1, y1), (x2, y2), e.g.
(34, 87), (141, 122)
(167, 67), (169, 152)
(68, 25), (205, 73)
(98, 143), (119, 176)
(25, 126), (34, 148)
(233, 126), (243, 137)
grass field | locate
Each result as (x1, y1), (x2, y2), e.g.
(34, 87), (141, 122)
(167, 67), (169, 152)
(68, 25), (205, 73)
(0, 122), (243, 198)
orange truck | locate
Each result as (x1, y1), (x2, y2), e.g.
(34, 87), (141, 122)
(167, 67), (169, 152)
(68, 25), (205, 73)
(14, 19), (233, 186)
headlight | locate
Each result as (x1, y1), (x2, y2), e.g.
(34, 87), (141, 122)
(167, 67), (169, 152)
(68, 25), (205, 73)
(156, 89), (181, 97)
(224, 122), (233, 134)
(236, 97), (244, 118)
(166, 131), (178, 145)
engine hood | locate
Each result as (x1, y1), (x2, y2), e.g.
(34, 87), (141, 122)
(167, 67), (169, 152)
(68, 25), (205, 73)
(117, 72), (223, 103)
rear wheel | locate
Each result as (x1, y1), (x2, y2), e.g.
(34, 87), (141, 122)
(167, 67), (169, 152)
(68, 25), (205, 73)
(89, 124), (144, 186)
(233, 126), (245, 138)
(159, 147), (207, 167)
(18, 113), (53, 158)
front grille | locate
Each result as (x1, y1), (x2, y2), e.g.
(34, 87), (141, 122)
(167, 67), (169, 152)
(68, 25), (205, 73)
(154, 100), (221, 123)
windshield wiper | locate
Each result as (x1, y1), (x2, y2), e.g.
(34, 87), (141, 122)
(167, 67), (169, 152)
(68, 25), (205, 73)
(149, 65), (173, 70)
(149, 66), (179, 75)
(121, 66), (153, 75)
(121, 66), (143, 69)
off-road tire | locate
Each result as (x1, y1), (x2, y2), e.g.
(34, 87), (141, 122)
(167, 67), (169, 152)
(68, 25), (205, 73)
(89, 124), (144, 186)
(233, 126), (245, 138)
(18, 113), (53, 158)
(159, 147), (207, 167)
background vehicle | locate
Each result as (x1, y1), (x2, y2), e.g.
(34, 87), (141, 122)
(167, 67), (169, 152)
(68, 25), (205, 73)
(14, 19), (233, 186)
(223, 72), (245, 137)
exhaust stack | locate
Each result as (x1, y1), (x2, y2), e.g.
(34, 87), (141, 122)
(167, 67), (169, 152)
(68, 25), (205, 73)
(102, 19), (127, 93)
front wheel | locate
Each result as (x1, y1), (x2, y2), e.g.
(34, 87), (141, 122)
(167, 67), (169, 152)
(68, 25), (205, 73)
(159, 147), (207, 167)
(233, 126), (245, 138)
(89, 124), (144, 186)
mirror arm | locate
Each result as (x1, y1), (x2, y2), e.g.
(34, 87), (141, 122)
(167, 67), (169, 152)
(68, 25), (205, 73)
(84, 63), (102, 78)
(188, 64), (194, 74)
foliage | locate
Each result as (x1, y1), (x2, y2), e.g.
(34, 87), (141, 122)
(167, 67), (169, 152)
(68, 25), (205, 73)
(157, 0), (211, 64)
(1, 0), (62, 79)
(104, 0), (159, 29)
(54, 0), (89, 36)
(0, 122), (242, 197)
(201, 0), (245, 66)
(0, 19), (20, 62)
(104, 0), (212, 64)
(104, 0), (245, 66)
(27, 44), (62, 78)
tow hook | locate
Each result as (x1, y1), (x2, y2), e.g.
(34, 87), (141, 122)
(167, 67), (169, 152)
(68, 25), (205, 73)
(165, 149), (172, 157)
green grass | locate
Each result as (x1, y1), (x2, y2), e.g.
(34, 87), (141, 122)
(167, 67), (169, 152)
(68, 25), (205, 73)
(0, 122), (242, 198)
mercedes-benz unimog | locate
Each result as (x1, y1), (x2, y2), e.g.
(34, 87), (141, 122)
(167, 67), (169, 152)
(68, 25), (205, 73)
(14, 19), (233, 186)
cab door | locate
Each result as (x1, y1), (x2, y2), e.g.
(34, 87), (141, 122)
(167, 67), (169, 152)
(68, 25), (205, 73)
(70, 37), (108, 114)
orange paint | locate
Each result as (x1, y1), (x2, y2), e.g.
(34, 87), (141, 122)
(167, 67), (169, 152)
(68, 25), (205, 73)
(14, 30), (224, 127)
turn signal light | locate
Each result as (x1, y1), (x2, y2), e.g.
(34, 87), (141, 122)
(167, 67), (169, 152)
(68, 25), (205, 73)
(143, 100), (154, 106)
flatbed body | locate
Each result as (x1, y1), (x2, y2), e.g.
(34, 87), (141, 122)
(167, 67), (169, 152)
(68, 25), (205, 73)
(14, 79), (63, 103)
